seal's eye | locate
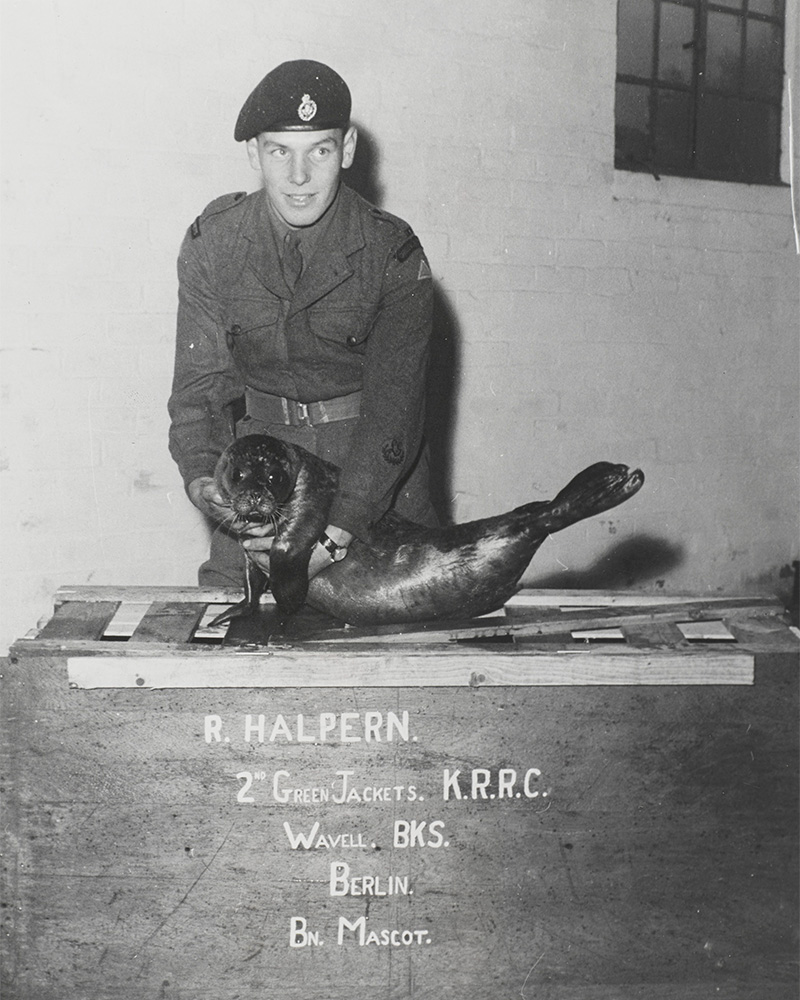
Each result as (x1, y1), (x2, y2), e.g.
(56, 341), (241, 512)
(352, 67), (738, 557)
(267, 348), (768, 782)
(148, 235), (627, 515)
(231, 468), (244, 485)
(265, 467), (291, 500)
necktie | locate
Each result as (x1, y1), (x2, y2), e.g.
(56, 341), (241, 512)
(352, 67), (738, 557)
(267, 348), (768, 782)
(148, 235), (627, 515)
(283, 231), (303, 290)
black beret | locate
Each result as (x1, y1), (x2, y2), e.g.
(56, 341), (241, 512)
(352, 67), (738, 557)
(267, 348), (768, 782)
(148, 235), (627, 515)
(234, 60), (351, 141)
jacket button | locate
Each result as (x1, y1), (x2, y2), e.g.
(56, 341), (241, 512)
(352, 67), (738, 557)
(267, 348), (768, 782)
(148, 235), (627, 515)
(230, 325), (242, 335)
(346, 335), (358, 348)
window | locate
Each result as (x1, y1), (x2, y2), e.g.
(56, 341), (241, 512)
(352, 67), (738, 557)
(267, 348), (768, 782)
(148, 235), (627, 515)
(615, 0), (785, 184)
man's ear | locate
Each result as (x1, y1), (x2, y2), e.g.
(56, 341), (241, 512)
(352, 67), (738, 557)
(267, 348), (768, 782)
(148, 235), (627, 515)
(246, 137), (261, 170)
(341, 126), (358, 170)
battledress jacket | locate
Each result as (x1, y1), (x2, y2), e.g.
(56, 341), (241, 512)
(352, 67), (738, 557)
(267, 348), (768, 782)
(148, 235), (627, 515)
(168, 183), (434, 540)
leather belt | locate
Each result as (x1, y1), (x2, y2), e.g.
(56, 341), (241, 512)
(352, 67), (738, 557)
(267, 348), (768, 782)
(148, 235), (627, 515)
(245, 387), (362, 428)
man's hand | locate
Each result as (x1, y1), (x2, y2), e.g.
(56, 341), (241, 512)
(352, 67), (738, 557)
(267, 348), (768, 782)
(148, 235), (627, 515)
(243, 524), (350, 579)
(187, 476), (230, 524)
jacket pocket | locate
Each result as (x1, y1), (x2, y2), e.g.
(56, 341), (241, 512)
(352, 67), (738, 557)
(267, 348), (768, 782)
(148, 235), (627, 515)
(224, 299), (283, 368)
(307, 304), (372, 355)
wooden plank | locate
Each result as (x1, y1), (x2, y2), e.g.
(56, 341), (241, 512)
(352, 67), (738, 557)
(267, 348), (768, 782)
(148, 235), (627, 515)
(34, 601), (119, 642)
(505, 589), (783, 608)
(129, 602), (208, 644)
(570, 627), (626, 641)
(52, 584), (784, 610)
(676, 619), (737, 642)
(103, 602), (152, 638)
(65, 647), (754, 688)
(323, 600), (784, 644)
(54, 584), (254, 606)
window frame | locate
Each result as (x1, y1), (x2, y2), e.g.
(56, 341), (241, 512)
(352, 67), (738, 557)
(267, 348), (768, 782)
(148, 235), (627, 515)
(614, 0), (786, 185)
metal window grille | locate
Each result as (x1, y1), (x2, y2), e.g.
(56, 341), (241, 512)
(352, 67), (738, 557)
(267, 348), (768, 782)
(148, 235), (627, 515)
(615, 0), (785, 184)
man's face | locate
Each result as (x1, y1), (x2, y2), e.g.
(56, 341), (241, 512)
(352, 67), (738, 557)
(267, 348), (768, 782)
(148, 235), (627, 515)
(246, 126), (357, 228)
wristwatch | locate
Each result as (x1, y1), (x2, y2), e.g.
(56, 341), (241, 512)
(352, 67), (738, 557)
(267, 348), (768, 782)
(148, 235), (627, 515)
(318, 530), (349, 563)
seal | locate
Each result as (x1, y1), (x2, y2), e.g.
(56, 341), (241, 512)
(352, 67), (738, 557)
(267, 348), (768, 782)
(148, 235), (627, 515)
(212, 434), (645, 627)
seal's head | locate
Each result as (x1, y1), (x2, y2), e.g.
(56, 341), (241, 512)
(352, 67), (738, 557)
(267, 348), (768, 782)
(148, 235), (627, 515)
(214, 435), (295, 529)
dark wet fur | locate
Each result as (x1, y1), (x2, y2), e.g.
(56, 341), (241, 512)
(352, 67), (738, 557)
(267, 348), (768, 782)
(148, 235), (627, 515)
(212, 435), (645, 626)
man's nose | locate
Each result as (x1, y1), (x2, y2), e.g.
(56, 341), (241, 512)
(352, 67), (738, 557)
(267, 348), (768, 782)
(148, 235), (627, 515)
(289, 154), (310, 186)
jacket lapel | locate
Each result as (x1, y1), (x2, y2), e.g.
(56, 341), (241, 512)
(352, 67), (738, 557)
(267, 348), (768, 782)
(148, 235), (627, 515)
(241, 195), (291, 299)
(287, 185), (365, 317)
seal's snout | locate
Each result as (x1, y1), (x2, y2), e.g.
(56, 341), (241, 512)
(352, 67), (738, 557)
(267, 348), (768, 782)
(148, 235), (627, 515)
(230, 486), (277, 527)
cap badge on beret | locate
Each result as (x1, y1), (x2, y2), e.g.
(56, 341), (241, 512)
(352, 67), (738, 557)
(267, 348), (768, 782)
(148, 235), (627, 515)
(297, 94), (317, 123)
(234, 60), (351, 141)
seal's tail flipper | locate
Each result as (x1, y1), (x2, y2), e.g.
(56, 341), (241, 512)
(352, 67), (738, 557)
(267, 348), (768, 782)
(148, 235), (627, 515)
(540, 462), (644, 535)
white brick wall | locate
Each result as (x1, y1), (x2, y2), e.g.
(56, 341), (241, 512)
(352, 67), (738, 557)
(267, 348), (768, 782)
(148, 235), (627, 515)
(1, 0), (797, 650)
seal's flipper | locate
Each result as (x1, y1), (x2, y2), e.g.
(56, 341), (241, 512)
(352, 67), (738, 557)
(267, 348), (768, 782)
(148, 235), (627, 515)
(207, 557), (269, 627)
(540, 463), (644, 534)
(269, 545), (312, 620)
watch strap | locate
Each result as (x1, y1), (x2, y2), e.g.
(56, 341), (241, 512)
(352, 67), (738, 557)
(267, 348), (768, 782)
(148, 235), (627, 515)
(319, 530), (348, 562)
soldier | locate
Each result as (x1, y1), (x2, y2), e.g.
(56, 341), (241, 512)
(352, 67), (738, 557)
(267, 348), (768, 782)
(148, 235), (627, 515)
(168, 60), (437, 586)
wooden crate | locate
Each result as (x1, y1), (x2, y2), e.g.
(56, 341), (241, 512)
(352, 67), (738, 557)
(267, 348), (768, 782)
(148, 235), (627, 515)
(2, 587), (798, 999)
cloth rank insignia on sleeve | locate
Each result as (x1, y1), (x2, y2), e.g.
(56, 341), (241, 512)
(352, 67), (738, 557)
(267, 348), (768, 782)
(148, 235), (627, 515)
(395, 234), (422, 262)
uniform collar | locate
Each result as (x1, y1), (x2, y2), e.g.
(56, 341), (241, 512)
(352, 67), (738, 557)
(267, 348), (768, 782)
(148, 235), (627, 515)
(241, 184), (366, 308)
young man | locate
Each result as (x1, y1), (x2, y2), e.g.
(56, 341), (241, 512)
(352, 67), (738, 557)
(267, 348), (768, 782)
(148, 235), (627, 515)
(168, 60), (437, 586)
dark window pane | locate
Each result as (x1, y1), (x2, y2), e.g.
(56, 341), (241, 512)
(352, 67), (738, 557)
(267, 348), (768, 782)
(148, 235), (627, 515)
(736, 99), (780, 181)
(654, 88), (693, 170)
(618, 0), (655, 77)
(696, 94), (744, 179)
(706, 11), (743, 90)
(745, 19), (783, 98)
(615, 81), (651, 166)
(658, 2), (695, 86)
(748, 0), (783, 16)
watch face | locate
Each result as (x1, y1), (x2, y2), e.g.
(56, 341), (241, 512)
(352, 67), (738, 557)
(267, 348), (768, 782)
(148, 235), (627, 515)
(331, 545), (347, 562)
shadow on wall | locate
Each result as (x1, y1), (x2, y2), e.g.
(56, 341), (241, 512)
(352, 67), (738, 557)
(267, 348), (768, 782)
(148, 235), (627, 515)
(343, 123), (385, 209)
(531, 535), (686, 590)
(345, 122), (460, 525)
(426, 289), (460, 524)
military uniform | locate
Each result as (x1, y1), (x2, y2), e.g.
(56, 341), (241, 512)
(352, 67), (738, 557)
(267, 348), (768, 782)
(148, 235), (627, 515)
(168, 182), (437, 585)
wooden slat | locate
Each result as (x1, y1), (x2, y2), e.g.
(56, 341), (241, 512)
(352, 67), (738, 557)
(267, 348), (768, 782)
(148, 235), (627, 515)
(66, 647), (755, 688)
(54, 584), (254, 605)
(102, 602), (151, 638)
(52, 584), (784, 610)
(301, 601), (782, 645)
(16, 628), (797, 658)
(35, 601), (119, 642)
(129, 602), (208, 644)
(504, 589), (780, 608)
(570, 627), (626, 641)
(676, 620), (737, 642)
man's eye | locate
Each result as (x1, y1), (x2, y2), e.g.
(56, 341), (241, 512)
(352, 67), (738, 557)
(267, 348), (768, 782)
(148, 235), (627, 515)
(270, 147), (288, 157)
